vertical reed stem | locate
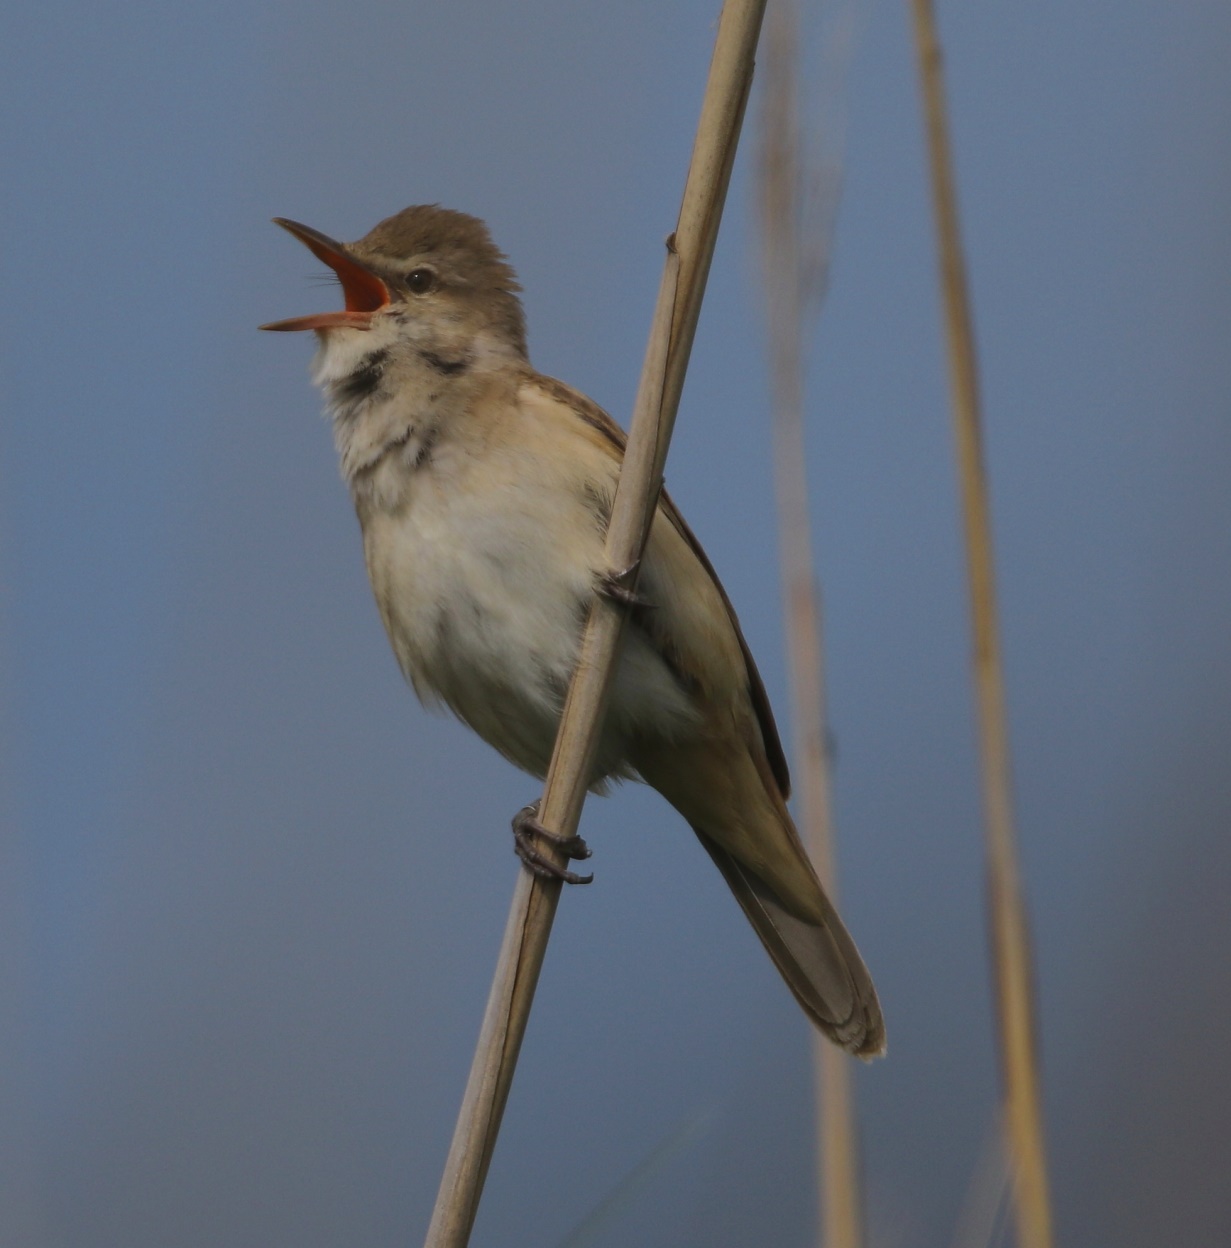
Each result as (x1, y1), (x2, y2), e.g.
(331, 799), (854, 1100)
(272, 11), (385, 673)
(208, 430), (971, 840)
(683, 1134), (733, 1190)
(422, 4), (769, 1244)
(907, 3), (1055, 1245)
(759, 5), (864, 1246)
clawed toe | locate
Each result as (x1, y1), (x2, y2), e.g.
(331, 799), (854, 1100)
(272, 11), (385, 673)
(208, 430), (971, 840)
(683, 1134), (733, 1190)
(597, 560), (652, 610)
(511, 802), (594, 884)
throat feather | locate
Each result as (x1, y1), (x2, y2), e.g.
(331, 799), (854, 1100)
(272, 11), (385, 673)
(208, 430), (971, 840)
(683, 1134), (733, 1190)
(332, 347), (388, 409)
(421, 349), (470, 377)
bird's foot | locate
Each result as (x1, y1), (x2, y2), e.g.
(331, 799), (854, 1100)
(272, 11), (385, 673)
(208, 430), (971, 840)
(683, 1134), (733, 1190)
(512, 802), (594, 885)
(597, 558), (651, 610)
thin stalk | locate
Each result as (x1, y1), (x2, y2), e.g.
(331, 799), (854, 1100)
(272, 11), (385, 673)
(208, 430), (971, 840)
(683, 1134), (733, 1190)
(553, 1109), (716, 1248)
(422, 4), (769, 1245)
(758, 4), (863, 1247)
(907, 3), (1055, 1246)
(950, 1112), (1010, 1248)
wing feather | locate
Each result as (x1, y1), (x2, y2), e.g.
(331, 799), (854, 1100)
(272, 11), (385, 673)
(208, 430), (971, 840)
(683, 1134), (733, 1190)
(529, 374), (792, 799)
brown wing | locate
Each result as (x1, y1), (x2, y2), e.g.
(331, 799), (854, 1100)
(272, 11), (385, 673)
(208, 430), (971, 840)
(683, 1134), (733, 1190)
(531, 374), (792, 800)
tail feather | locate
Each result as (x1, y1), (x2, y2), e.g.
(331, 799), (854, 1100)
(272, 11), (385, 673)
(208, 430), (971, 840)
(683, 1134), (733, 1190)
(632, 736), (885, 1056)
(695, 829), (886, 1059)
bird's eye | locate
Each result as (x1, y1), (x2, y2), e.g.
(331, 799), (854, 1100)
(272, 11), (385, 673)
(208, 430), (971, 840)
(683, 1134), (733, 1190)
(405, 267), (437, 295)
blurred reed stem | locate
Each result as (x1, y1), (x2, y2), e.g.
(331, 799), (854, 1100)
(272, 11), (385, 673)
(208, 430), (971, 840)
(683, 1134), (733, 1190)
(950, 1112), (1010, 1248)
(758, 4), (864, 1247)
(422, 3), (769, 1244)
(907, 2), (1055, 1245)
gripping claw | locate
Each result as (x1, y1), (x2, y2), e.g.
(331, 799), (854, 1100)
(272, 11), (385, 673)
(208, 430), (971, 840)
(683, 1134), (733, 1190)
(511, 802), (594, 885)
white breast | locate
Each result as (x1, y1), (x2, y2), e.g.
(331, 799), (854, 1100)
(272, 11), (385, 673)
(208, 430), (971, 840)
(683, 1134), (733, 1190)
(359, 390), (697, 785)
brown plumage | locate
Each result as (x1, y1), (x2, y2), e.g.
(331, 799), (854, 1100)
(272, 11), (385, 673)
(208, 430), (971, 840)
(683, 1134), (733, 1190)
(263, 205), (885, 1057)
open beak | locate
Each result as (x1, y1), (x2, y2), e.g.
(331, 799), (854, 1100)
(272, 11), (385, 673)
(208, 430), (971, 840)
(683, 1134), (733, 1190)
(259, 217), (391, 332)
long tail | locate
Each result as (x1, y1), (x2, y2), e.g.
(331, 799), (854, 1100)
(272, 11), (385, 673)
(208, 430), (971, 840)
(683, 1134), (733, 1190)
(694, 828), (885, 1058)
(635, 735), (885, 1057)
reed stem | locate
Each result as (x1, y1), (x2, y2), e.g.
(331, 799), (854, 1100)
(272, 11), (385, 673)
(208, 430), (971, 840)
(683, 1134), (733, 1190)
(907, 3), (1055, 1245)
(422, 4), (769, 1243)
(758, 4), (864, 1245)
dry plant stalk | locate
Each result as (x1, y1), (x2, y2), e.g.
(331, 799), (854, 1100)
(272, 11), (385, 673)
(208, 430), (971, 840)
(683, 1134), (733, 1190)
(950, 1112), (1010, 1248)
(907, 2), (1055, 1246)
(758, 4), (864, 1248)
(422, 3), (769, 1245)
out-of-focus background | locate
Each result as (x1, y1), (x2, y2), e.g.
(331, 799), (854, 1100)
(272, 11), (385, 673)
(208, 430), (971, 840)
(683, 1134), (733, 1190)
(3, 2), (1228, 1244)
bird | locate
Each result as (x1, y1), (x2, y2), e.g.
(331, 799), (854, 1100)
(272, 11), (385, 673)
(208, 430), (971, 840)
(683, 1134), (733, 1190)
(261, 204), (885, 1057)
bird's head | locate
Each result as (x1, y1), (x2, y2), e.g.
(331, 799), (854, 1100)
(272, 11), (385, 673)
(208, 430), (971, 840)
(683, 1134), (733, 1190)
(261, 204), (528, 369)
(262, 205), (529, 496)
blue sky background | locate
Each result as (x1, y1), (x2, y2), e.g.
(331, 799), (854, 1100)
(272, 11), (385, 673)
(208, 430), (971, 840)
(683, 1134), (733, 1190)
(2, 2), (1229, 1244)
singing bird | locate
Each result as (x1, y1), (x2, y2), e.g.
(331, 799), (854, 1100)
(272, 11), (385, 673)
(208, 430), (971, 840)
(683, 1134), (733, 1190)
(262, 205), (884, 1057)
